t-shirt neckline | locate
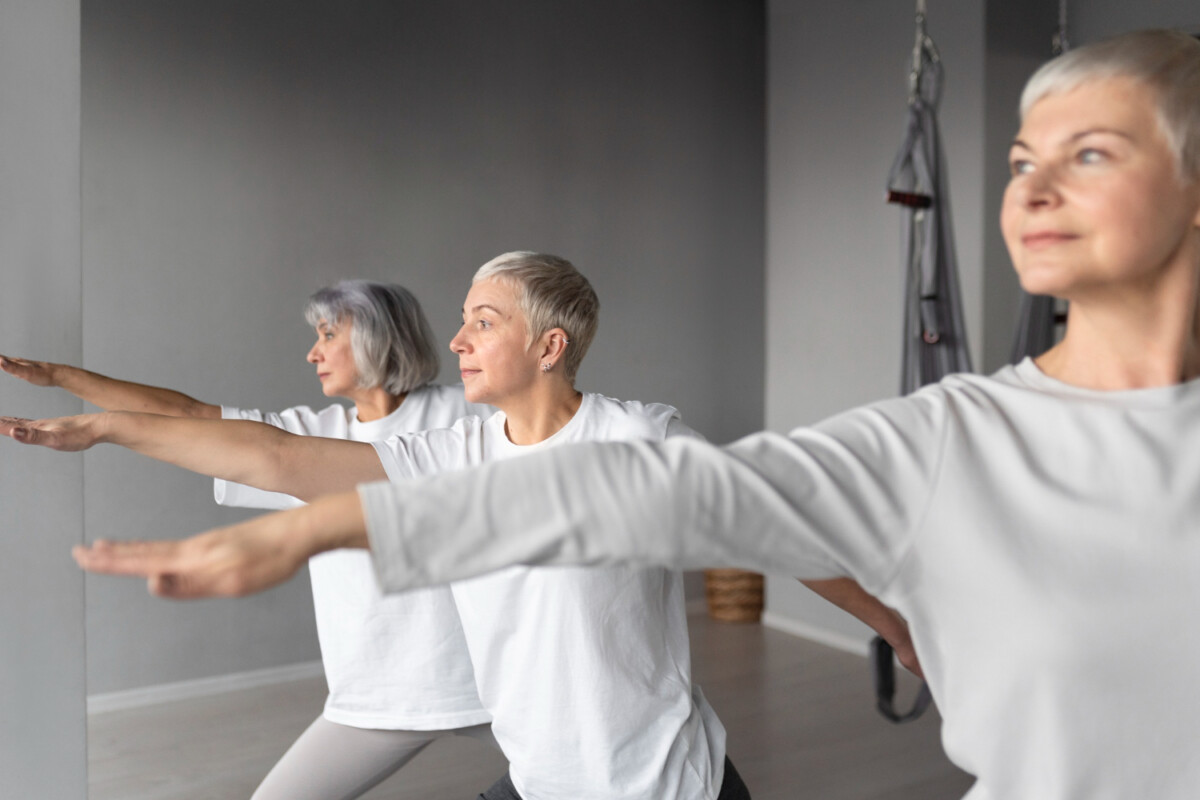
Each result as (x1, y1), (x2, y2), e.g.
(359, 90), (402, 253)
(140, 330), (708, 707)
(349, 387), (419, 436)
(1008, 357), (1200, 407)
(489, 392), (593, 452)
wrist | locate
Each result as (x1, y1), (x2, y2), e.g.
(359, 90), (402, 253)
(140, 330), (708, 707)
(92, 411), (117, 445)
(47, 362), (67, 389)
(301, 492), (369, 557)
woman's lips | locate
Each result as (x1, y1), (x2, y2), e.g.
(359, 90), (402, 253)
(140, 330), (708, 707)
(1022, 230), (1078, 249)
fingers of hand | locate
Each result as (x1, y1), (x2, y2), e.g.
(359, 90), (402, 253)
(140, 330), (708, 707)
(73, 539), (182, 577)
(0, 417), (81, 449)
(0, 355), (51, 385)
(75, 540), (222, 599)
(0, 416), (34, 441)
(0, 355), (31, 380)
(76, 534), (252, 599)
(75, 523), (301, 600)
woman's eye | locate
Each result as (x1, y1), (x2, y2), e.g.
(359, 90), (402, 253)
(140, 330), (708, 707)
(477, 319), (491, 330)
(1077, 148), (1105, 165)
(1009, 158), (1034, 176)
(324, 331), (335, 340)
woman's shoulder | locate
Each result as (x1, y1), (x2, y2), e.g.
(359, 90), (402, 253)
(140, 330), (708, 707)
(576, 392), (680, 442)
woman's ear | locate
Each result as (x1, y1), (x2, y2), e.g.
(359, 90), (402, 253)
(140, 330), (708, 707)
(537, 328), (571, 371)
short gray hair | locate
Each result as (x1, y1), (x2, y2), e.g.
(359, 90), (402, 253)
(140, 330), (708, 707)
(473, 252), (598, 383)
(1020, 29), (1200, 179)
(304, 280), (440, 395)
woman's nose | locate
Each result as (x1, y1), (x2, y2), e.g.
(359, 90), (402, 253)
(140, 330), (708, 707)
(1021, 163), (1062, 209)
(449, 328), (469, 354)
(307, 342), (321, 363)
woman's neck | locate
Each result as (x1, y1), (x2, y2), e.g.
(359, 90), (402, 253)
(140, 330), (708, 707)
(350, 387), (405, 423)
(500, 381), (584, 445)
(1036, 266), (1200, 389)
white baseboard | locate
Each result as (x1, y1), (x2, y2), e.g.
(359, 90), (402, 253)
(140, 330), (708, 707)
(87, 660), (325, 715)
(760, 611), (871, 658)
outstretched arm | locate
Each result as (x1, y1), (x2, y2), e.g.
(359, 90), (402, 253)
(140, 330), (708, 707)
(77, 402), (942, 600)
(0, 411), (384, 501)
(0, 354), (219, 418)
(75, 490), (366, 597)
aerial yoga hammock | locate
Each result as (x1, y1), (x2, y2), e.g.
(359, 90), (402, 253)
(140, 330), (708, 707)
(876, 0), (1074, 724)
(878, 0), (971, 724)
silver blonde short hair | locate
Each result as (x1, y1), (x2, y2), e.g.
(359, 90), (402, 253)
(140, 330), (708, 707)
(473, 251), (598, 383)
(1020, 29), (1200, 179)
(304, 280), (440, 395)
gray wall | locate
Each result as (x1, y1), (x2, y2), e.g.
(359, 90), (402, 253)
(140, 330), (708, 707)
(79, 0), (766, 692)
(1070, 0), (1199, 43)
(0, 1), (86, 796)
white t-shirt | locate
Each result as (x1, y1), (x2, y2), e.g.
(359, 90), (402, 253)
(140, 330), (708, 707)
(216, 383), (492, 730)
(370, 392), (726, 800)
(360, 361), (1200, 799)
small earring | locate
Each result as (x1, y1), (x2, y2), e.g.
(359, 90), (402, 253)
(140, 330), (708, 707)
(541, 362), (552, 373)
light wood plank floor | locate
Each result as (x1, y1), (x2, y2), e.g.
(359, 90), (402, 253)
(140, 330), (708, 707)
(89, 613), (974, 799)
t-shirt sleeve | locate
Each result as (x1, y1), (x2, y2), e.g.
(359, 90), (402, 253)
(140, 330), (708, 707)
(371, 418), (478, 483)
(213, 405), (336, 510)
(359, 391), (949, 596)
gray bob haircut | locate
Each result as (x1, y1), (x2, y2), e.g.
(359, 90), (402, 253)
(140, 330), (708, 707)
(473, 251), (598, 384)
(1020, 29), (1200, 180)
(304, 280), (440, 395)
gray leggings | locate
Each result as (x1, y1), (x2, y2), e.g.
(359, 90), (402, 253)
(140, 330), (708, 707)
(251, 715), (499, 800)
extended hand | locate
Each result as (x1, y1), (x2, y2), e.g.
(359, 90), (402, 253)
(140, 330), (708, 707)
(0, 413), (104, 451)
(73, 515), (309, 599)
(73, 491), (367, 599)
(0, 354), (58, 387)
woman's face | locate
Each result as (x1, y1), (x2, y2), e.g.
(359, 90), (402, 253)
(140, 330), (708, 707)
(1001, 76), (1200, 303)
(450, 278), (540, 406)
(307, 318), (360, 398)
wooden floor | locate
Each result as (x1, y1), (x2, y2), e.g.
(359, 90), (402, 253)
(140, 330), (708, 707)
(89, 613), (975, 799)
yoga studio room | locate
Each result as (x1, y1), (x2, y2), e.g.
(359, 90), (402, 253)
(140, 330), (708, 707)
(3, 1), (1199, 798)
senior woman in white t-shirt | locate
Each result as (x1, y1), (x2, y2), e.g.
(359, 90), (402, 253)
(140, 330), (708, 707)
(58, 28), (1200, 800)
(1, 281), (497, 800)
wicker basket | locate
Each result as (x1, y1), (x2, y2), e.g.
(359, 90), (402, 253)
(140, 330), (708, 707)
(703, 568), (764, 623)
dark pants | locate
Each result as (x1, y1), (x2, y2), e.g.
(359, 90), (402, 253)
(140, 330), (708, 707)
(478, 756), (752, 799)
